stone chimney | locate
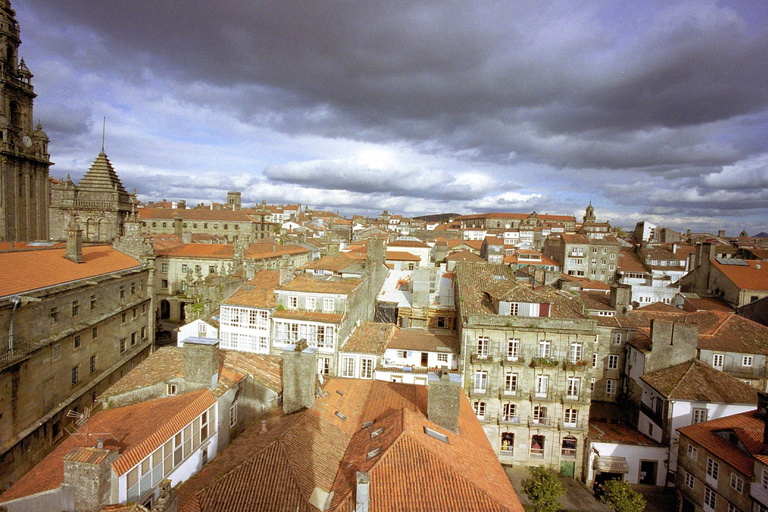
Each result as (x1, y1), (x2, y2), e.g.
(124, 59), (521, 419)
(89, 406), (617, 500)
(61, 446), (119, 512)
(154, 478), (178, 512)
(366, 238), (386, 268)
(718, 229), (726, 238)
(177, 199), (187, 209)
(427, 369), (461, 433)
(183, 338), (219, 390)
(645, 319), (698, 374)
(609, 282), (632, 316)
(279, 254), (294, 285)
(181, 232), (192, 244)
(227, 191), (241, 211)
(282, 339), (318, 414)
(356, 472), (370, 512)
(173, 215), (183, 237)
(65, 217), (84, 263)
(326, 238), (340, 257)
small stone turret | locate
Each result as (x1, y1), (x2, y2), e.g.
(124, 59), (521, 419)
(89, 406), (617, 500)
(65, 217), (84, 263)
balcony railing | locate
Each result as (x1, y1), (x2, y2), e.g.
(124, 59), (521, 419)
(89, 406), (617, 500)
(501, 356), (527, 367)
(561, 390), (590, 404)
(499, 415), (522, 425)
(563, 360), (591, 372)
(528, 416), (555, 428)
(640, 401), (664, 427)
(530, 389), (556, 402)
(722, 363), (768, 379)
(558, 419), (589, 431)
(470, 353), (496, 364)
(499, 387), (522, 399)
(469, 386), (498, 399)
(477, 413), (497, 424)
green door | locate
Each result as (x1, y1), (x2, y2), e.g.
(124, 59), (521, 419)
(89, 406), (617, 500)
(560, 461), (575, 478)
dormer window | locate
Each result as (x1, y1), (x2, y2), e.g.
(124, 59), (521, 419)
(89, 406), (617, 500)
(166, 384), (178, 395)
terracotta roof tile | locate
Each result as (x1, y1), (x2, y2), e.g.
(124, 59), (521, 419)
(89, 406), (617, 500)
(387, 328), (459, 354)
(678, 410), (762, 477)
(0, 390), (215, 502)
(272, 310), (343, 323)
(0, 246), (143, 299)
(445, 250), (485, 262)
(714, 259), (768, 291)
(641, 359), (758, 403)
(277, 275), (362, 295)
(341, 322), (396, 354)
(385, 250), (421, 261)
(222, 270), (280, 308)
(302, 255), (364, 273)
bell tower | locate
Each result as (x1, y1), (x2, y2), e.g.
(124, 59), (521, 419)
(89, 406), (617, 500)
(0, 0), (52, 241)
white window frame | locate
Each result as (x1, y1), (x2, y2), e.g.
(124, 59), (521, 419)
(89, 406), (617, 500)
(712, 353), (724, 370)
(687, 444), (698, 461)
(564, 408), (577, 427)
(477, 336), (489, 358)
(538, 340), (551, 358)
(692, 408), (708, 424)
(743, 355), (753, 367)
(704, 486), (716, 512)
(707, 457), (719, 485)
(360, 358), (373, 379)
(341, 356), (355, 378)
(566, 377), (580, 398)
(289, 296), (298, 309)
(229, 401), (238, 428)
(474, 371), (488, 393)
(535, 375), (549, 397)
(730, 472), (744, 494)
(507, 339), (520, 360)
(323, 298), (335, 312)
(685, 471), (695, 490)
(607, 354), (619, 370)
(606, 379), (616, 395)
(473, 401), (486, 420)
(305, 297), (316, 310)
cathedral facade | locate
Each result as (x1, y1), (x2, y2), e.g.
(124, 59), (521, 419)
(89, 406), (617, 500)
(0, 0), (51, 241)
(49, 151), (135, 242)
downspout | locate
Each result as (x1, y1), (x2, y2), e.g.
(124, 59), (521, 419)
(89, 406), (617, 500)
(8, 296), (20, 353)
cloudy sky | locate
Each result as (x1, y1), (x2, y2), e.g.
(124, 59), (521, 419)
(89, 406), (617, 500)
(14, 0), (768, 234)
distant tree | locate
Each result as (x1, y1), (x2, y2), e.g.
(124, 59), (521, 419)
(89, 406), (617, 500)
(599, 479), (646, 512)
(521, 467), (565, 512)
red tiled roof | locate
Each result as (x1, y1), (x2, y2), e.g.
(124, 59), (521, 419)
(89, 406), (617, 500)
(272, 310), (343, 323)
(385, 250), (420, 262)
(341, 322), (396, 354)
(0, 246), (143, 299)
(387, 240), (429, 248)
(678, 410), (763, 477)
(445, 250), (484, 262)
(388, 328), (459, 354)
(641, 359), (758, 403)
(222, 270), (280, 308)
(714, 259), (768, 291)
(0, 391), (215, 502)
(277, 275), (362, 295)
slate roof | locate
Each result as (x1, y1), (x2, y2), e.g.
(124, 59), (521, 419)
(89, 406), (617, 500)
(678, 410), (765, 477)
(640, 359), (758, 403)
(176, 378), (523, 512)
(0, 390), (216, 503)
(222, 270), (280, 309)
(0, 246), (143, 299)
(341, 322), (396, 355)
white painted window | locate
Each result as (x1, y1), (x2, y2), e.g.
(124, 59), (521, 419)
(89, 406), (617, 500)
(535, 375), (549, 397)
(502, 403), (516, 422)
(361, 358), (373, 379)
(538, 340), (551, 358)
(608, 355), (619, 370)
(289, 296), (298, 309)
(229, 401), (238, 428)
(305, 297), (316, 310)
(606, 379), (616, 395)
(474, 371), (488, 392)
(692, 408), (708, 424)
(566, 377), (580, 398)
(704, 486), (716, 511)
(473, 401), (486, 420)
(687, 444), (698, 461)
(712, 354), (724, 370)
(342, 357), (355, 378)
(318, 357), (330, 376)
(533, 405), (547, 423)
(685, 471), (695, 489)
(437, 353), (448, 363)
(743, 355), (753, 367)
(730, 473), (744, 493)
(505, 373), (518, 393)
(611, 332), (623, 344)
(477, 336), (489, 358)
(707, 458), (719, 482)
(507, 339), (520, 360)
(569, 343), (582, 362)
(564, 408), (578, 426)
(323, 298), (335, 312)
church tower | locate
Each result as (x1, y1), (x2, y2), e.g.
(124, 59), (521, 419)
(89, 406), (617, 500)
(0, 0), (52, 241)
(583, 201), (596, 224)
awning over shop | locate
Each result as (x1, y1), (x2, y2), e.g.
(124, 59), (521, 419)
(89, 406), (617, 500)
(594, 456), (629, 473)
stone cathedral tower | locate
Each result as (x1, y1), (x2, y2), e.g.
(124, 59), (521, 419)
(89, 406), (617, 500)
(0, 0), (51, 241)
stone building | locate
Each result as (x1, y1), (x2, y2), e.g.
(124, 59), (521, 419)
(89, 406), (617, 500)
(543, 233), (622, 283)
(0, 1), (51, 242)
(49, 151), (135, 242)
(138, 206), (258, 243)
(454, 261), (598, 478)
(0, 237), (153, 491)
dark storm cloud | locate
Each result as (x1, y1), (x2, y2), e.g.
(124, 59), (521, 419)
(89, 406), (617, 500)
(21, 0), (768, 173)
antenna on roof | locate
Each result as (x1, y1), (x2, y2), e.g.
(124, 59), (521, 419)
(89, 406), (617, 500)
(101, 117), (106, 153)
(65, 406), (118, 444)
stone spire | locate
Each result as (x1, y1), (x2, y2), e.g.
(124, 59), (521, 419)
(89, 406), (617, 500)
(583, 201), (596, 224)
(79, 152), (129, 195)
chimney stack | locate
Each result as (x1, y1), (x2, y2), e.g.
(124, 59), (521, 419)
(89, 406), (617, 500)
(356, 472), (370, 512)
(609, 282), (631, 316)
(183, 338), (220, 390)
(282, 339), (318, 414)
(427, 369), (461, 433)
(65, 217), (84, 263)
(61, 447), (119, 512)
